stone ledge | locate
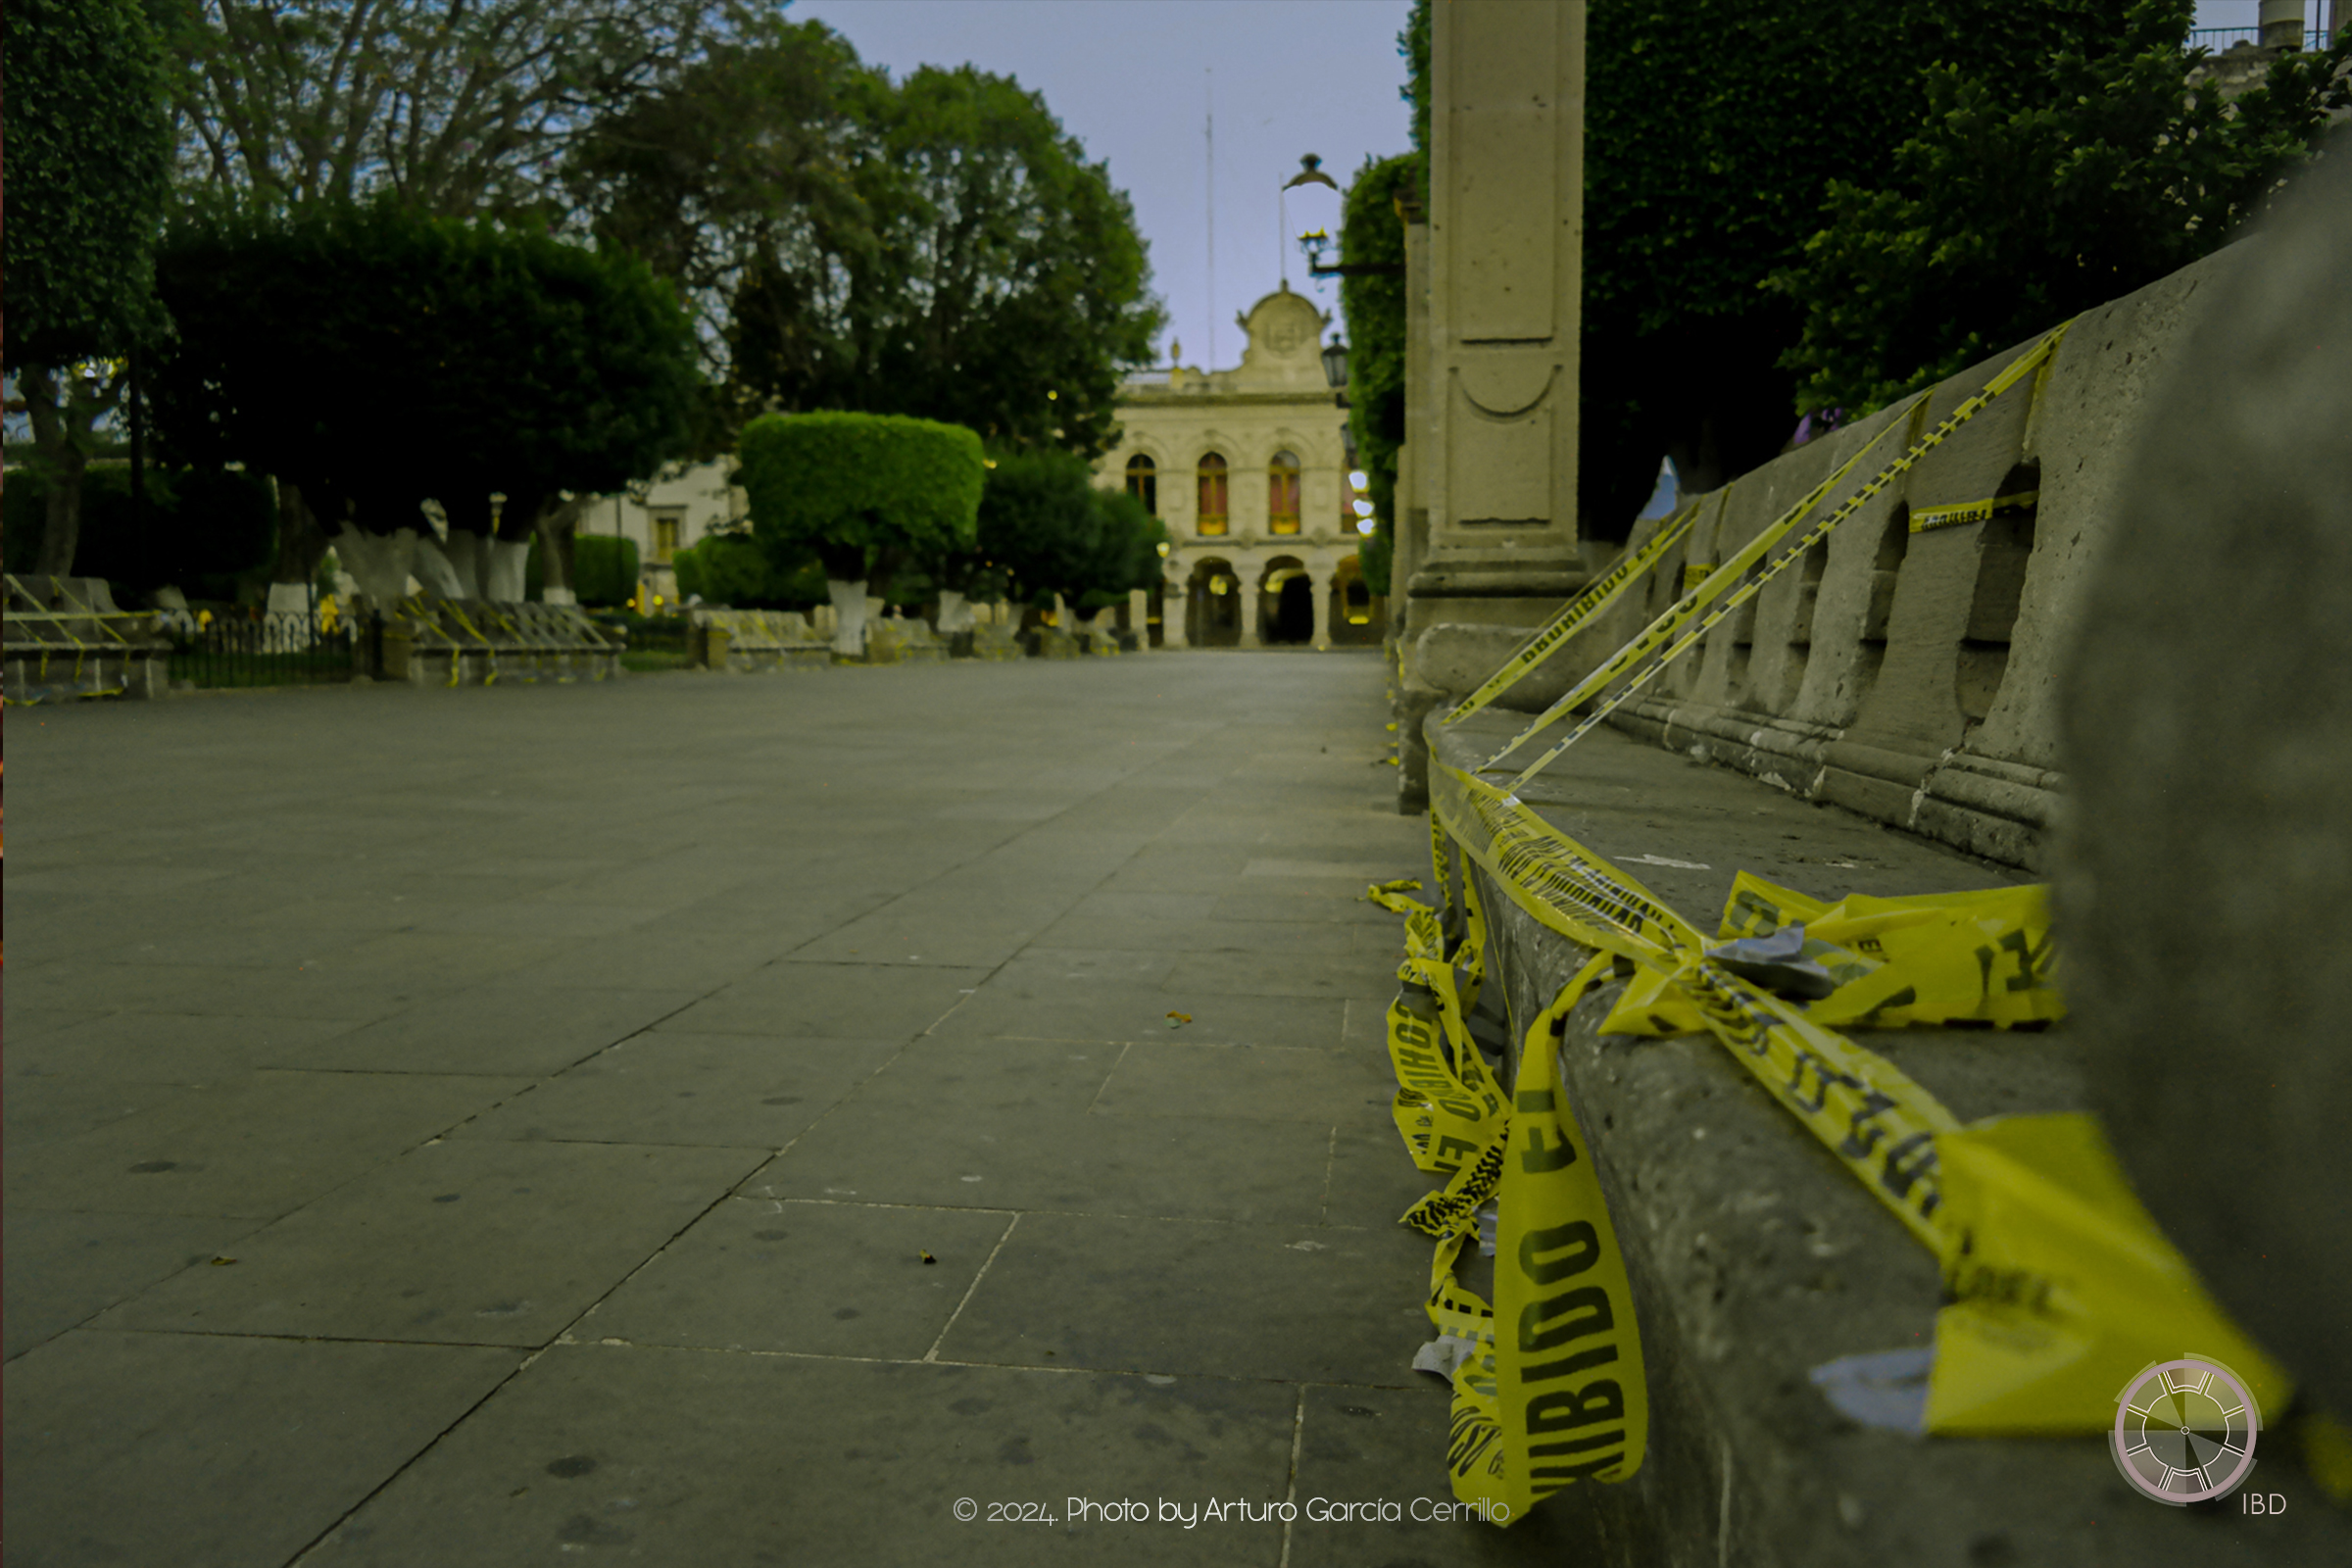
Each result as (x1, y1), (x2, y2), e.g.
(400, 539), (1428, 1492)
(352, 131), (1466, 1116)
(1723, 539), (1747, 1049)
(1426, 712), (2349, 1564)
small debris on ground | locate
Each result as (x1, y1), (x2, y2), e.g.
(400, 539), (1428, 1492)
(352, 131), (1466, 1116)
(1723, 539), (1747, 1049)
(1166, 1010), (1192, 1027)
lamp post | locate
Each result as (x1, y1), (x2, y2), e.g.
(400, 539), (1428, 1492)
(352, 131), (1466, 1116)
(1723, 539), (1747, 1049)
(1292, 154), (1405, 284)
(1319, 338), (1348, 391)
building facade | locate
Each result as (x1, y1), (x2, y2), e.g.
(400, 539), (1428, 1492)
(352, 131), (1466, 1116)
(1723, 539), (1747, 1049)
(1097, 284), (1381, 649)
(573, 461), (746, 612)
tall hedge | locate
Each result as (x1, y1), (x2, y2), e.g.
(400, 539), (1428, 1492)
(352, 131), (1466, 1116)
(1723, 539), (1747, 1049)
(736, 412), (984, 580)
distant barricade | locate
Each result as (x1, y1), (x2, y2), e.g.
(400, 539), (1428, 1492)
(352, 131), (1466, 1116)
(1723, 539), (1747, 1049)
(863, 616), (951, 665)
(687, 609), (831, 671)
(969, 620), (1024, 662)
(3, 574), (170, 704)
(376, 596), (625, 686)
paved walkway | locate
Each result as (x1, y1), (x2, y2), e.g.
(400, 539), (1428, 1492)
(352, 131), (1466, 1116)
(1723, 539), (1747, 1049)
(6, 655), (1593, 1566)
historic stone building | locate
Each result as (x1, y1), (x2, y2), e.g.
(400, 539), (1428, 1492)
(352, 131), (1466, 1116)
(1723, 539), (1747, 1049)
(1097, 283), (1381, 649)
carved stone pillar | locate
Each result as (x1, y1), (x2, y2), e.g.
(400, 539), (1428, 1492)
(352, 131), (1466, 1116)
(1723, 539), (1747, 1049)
(1310, 567), (1334, 651)
(1397, 0), (1588, 809)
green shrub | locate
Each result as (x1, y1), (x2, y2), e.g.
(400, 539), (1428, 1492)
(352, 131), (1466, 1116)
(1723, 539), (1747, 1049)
(674, 532), (764, 606)
(572, 534), (641, 606)
(736, 412), (984, 579)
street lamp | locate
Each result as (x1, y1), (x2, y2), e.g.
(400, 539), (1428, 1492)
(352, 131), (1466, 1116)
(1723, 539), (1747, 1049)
(1320, 338), (1348, 391)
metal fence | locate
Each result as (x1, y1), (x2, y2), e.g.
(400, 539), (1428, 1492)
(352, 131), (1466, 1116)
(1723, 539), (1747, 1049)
(168, 609), (367, 688)
(2187, 25), (2338, 51)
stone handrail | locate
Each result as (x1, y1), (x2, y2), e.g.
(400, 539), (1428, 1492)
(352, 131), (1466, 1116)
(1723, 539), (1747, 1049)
(1508, 242), (2243, 871)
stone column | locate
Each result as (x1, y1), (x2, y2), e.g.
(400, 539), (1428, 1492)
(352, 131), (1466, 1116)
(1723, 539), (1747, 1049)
(1396, 0), (1588, 810)
(1391, 207), (1432, 649)
(1238, 569), (1262, 649)
(1127, 587), (1152, 651)
(1310, 567), (1334, 651)
(1161, 566), (1191, 648)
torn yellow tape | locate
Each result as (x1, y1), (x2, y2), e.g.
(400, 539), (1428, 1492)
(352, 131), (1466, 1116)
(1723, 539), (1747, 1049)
(1406, 953), (1648, 1523)
(1489, 323), (2071, 789)
(1444, 504), (1699, 727)
(1927, 1114), (2289, 1434)
(1909, 489), (2039, 534)
(1431, 760), (1960, 1250)
(1399, 767), (2293, 1447)
(1715, 871), (2064, 1030)
(1369, 876), (1505, 1174)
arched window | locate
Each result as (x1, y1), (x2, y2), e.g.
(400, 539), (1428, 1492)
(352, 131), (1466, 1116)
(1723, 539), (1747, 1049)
(1267, 451), (1301, 535)
(1197, 453), (1229, 536)
(1125, 454), (1157, 515)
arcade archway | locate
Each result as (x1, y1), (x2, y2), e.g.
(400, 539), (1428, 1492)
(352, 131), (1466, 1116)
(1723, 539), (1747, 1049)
(1259, 557), (1312, 645)
(1186, 558), (1242, 647)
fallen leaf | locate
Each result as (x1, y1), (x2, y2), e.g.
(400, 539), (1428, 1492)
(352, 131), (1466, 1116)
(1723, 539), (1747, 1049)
(1165, 1011), (1192, 1027)
(920, 1251), (938, 1266)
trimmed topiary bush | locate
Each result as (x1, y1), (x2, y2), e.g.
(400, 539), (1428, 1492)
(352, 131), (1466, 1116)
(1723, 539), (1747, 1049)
(736, 411), (983, 653)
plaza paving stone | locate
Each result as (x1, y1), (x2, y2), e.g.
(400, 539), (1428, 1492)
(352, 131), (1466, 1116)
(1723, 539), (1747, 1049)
(5, 653), (1622, 1564)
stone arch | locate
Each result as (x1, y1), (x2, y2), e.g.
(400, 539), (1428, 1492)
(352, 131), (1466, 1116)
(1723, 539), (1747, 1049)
(1329, 553), (1381, 645)
(1258, 554), (1313, 646)
(1186, 555), (1244, 647)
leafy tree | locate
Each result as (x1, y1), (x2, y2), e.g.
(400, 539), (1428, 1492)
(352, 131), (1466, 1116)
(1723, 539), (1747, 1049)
(1772, 2), (2352, 415)
(1574, 3), (2156, 538)
(560, 8), (873, 432)
(2, 0), (175, 577)
(970, 448), (1163, 626)
(701, 64), (1163, 458)
(973, 448), (1102, 615)
(163, 0), (731, 220)
(735, 411), (984, 651)
(2, 464), (276, 596)
(1339, 154), (1417, 597)
(1080, 488), (1169, 611)
(148, 200), (696, 600)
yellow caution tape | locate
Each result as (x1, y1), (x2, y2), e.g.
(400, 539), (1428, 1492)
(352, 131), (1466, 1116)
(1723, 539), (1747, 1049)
(1367, 875), (1506, 1173)
(437, 601), (500, 686)
(1926, 1114), (2290, 1434)
(1681, 561), (1710, 592)
(1386, 949), (1649, 1521)
(1487, 323), (2072, 789)
(1430, 760), (1963, 1249)
(1909, 489), (2039, 534)
(1382, 763), (2295, 1480)
(1442, 503), (1700, 726)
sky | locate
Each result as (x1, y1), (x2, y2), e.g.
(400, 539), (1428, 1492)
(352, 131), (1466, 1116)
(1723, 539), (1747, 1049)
(785, 2), (2325, 378)
(790, 0), (1417, 373)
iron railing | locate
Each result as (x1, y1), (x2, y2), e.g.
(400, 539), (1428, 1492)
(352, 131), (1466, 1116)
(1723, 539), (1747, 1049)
(2187, 25), (2339, 52)
(168, 609), (366, 688)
